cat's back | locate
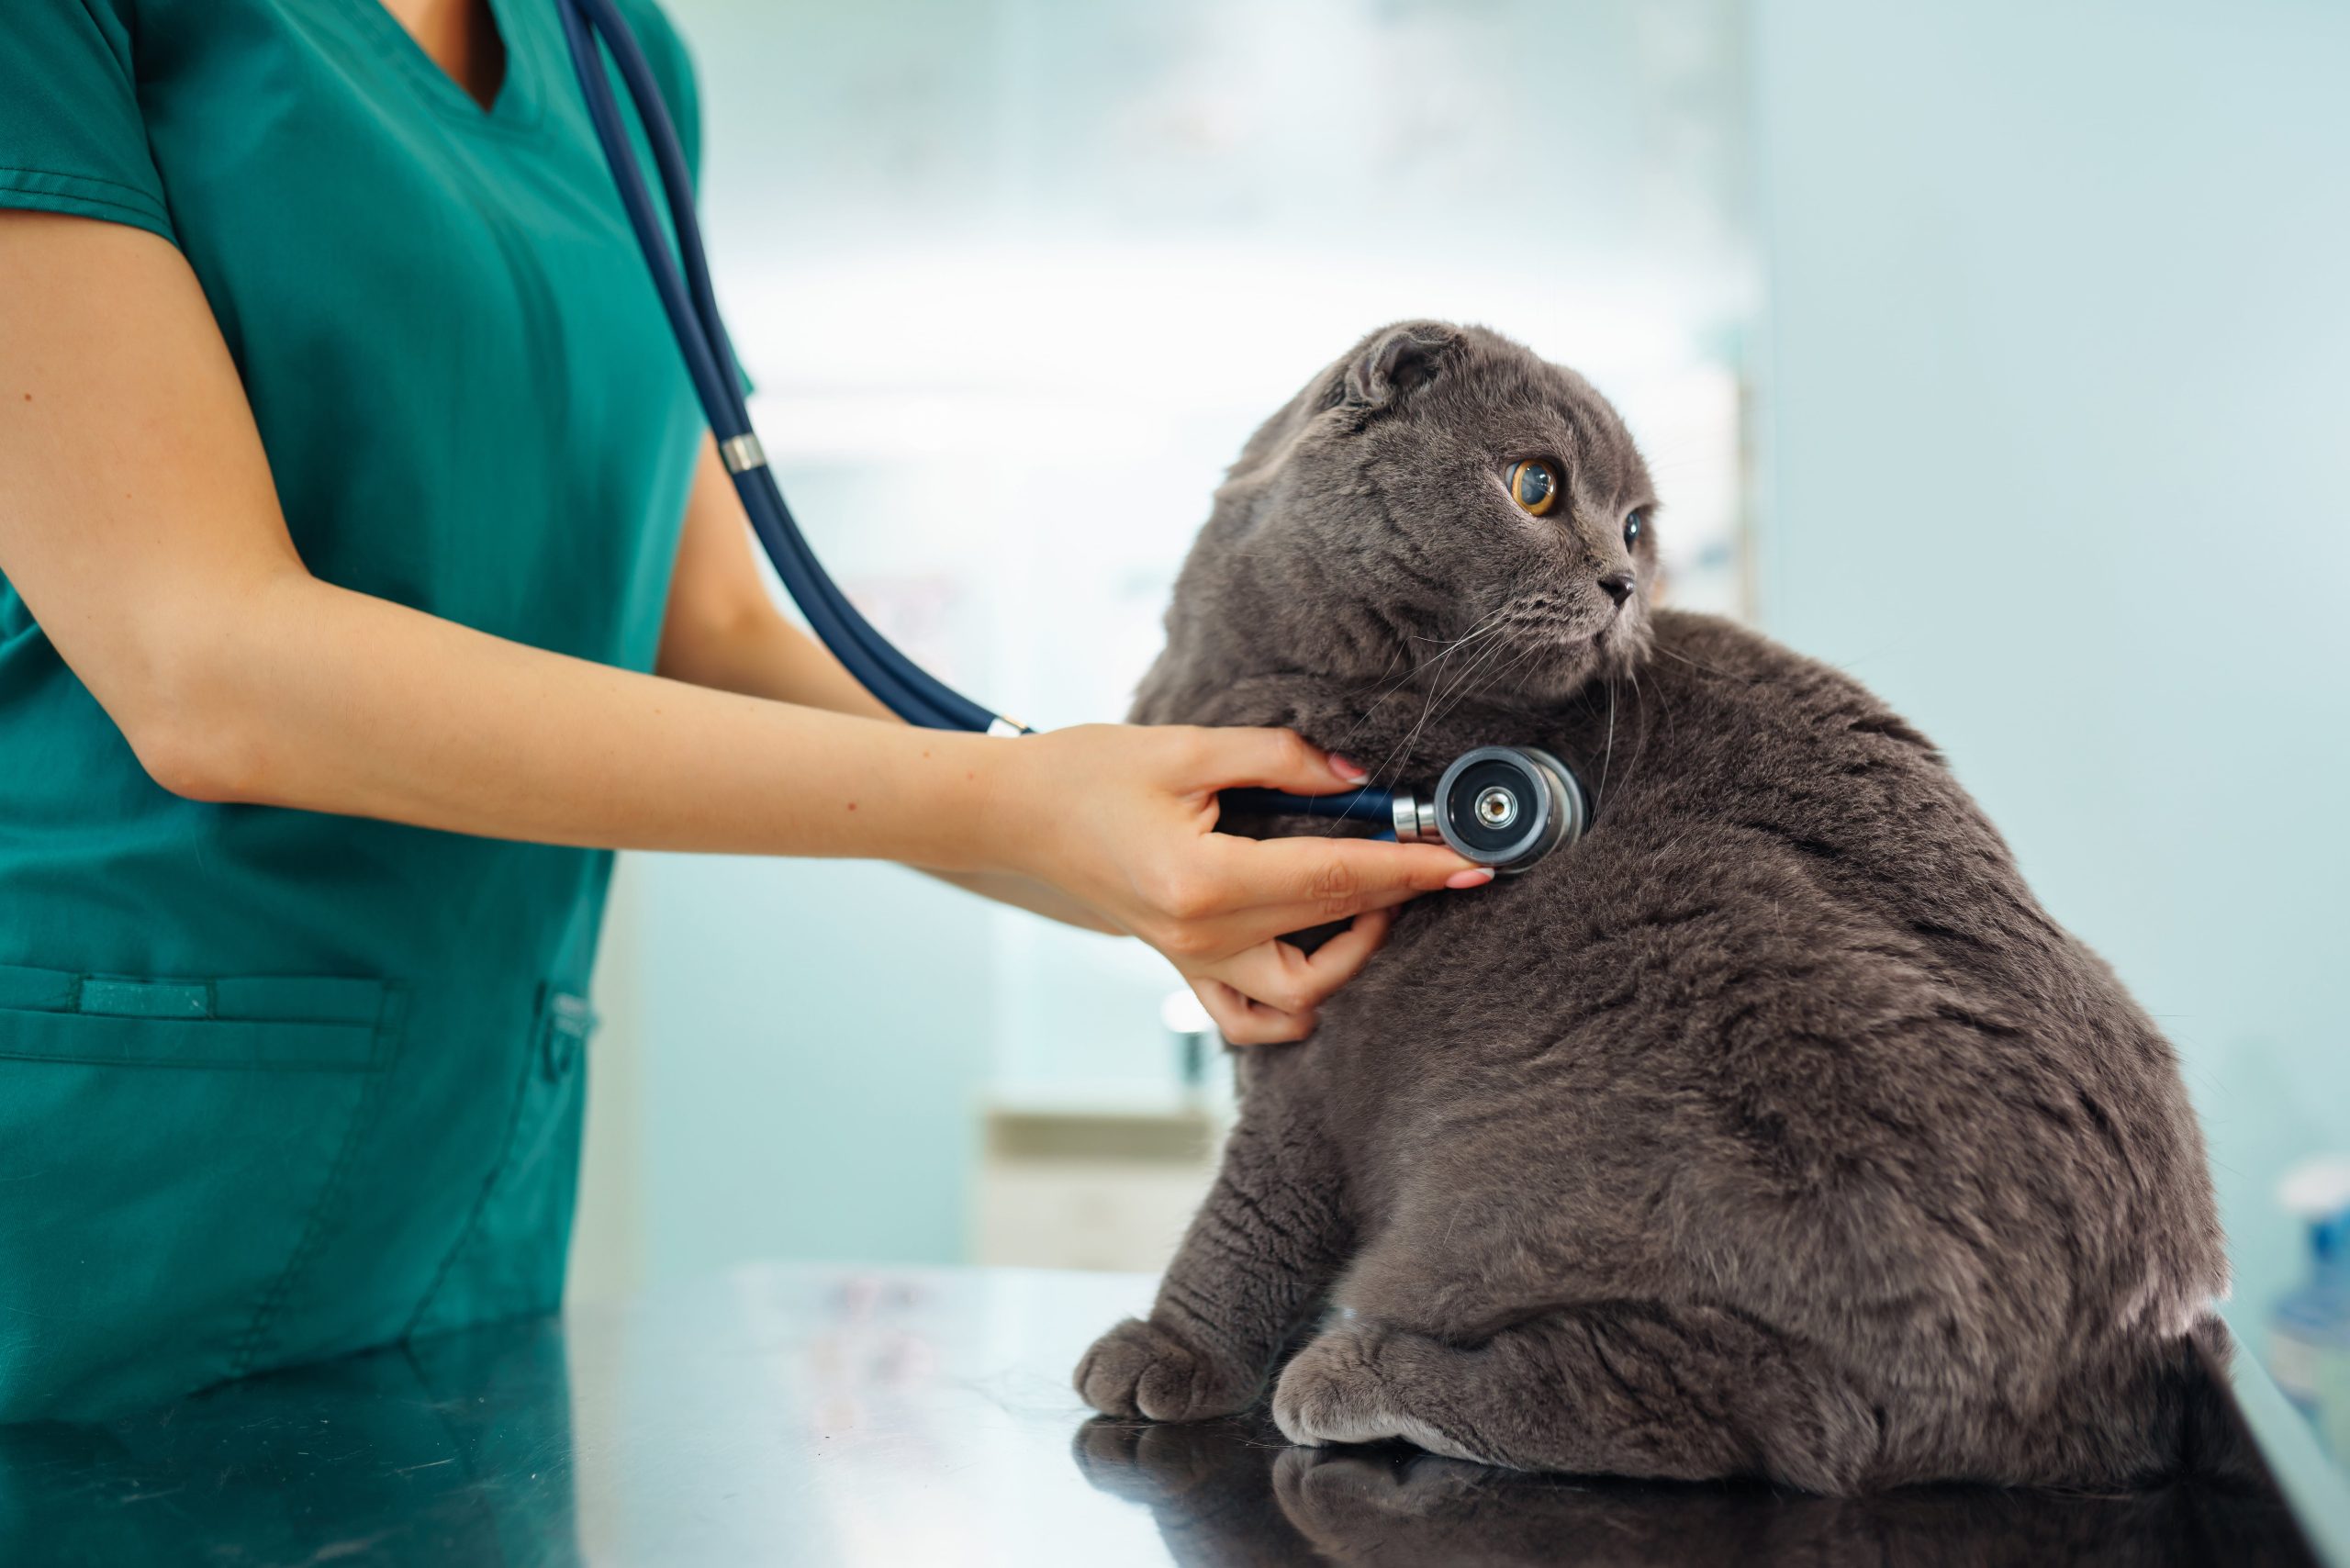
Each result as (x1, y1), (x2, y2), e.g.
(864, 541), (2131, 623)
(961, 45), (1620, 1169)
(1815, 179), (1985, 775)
(1532, 611), (2213, 1238)
(1600, 609), (1966, 840)
(1360, 611), (2224, 1418)
(1569, 609), (2076, 1015)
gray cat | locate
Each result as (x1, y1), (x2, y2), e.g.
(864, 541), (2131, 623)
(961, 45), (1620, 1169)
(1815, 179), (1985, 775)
(1074, 321), (2229, 1494)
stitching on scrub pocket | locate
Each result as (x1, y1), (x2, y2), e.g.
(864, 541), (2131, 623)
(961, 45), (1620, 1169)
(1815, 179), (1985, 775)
(0, 965), (393, 1070)
(403, 982), (597, 1338)
(229, 982), (413, 1378)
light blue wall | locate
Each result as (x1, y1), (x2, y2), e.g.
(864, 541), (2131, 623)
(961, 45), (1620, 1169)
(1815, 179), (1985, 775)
(635, 854), (997, 1274)
(1752, 0), (2350, 1319)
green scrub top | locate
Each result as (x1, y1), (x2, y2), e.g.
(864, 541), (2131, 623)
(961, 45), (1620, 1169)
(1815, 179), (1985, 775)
(0, 0), (709, 1420)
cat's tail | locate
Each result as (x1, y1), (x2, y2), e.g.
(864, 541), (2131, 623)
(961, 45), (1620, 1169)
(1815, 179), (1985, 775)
(1992, 1312), (2249, 1491)
(2159, 1315), (2266, 1488)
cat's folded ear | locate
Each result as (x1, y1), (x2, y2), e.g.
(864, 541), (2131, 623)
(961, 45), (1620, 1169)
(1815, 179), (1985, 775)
(1219, 319), (1465, 497)
(1337, 320), (1462, 409)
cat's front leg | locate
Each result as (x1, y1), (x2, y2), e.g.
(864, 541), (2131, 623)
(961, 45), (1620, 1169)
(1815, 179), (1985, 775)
(1076, 1069), (1351, 1422)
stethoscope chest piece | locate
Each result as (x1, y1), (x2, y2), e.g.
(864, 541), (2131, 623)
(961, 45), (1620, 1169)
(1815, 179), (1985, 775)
(1395, 745), (1587, 874)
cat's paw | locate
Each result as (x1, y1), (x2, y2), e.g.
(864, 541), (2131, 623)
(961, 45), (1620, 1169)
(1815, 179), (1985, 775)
(1071, 1414), (1267, 1506)
(1270, 1325), (1489, 1462)
(1272, 1445), (1493, 1530)
(1074, 1316), (1259, 1422)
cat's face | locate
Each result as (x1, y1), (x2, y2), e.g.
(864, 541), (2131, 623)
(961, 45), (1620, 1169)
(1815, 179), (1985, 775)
(1178, 322), (1659, 709)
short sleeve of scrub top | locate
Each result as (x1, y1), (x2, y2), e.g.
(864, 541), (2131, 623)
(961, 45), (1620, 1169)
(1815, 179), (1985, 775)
(0, 0), (716, 1421)
(0, 2), (177, 241)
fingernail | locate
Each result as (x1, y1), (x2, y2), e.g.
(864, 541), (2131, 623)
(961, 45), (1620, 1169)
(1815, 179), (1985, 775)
(1445, 868), (1496, 890)
(1328, 754), (1369, 783)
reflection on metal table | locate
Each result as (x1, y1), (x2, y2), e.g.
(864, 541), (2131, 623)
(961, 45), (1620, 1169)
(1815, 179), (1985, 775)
(1, 1262), (2339, 1566)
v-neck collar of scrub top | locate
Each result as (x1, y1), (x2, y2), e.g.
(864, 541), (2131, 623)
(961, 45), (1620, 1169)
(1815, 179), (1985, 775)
(329, 0), (550, 136)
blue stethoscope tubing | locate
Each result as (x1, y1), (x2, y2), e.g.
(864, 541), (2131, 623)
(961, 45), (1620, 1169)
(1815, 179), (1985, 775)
(1218, 787), (1399, 836)
(554, 0), (1016, 736)
(557, 0), (1401, 824)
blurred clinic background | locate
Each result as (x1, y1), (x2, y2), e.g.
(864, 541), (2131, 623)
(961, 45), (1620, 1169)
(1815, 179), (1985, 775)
(567, 0), (2350, 1433)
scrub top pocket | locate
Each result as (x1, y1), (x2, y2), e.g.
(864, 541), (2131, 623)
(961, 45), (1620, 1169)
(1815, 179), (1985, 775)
(0, 965), (405, 1422)
(408, 983), (597, 1339)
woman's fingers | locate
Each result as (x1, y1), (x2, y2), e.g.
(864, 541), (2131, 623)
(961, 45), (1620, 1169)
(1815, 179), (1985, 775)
(1203, 876), (1461, 958)
(1189, 977), (1310, 1047)
(1180, 724), (1368, 796)
(1145, 836), (1491, 960)
(1193, 907), (1397, 1043)
(1190, 833), (1489, 938)
(1232, 884), (1426, 946)
(1271, 904), (1393, 1007)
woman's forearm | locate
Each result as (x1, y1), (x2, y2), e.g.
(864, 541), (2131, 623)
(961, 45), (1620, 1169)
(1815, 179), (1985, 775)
(169, 567), (1013, 868)
(655, 579), (897, 720)
(654, 576), (1119, 929)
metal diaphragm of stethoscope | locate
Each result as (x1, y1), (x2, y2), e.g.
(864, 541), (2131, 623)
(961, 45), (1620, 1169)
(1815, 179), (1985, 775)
(554, 0), (1588, 877)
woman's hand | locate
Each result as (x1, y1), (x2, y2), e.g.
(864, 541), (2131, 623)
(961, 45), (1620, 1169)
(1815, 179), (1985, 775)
(985, 724), (1491, 1044)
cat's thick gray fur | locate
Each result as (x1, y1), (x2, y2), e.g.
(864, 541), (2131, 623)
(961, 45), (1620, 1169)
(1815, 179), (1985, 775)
(1075, 321), (2228, 1494)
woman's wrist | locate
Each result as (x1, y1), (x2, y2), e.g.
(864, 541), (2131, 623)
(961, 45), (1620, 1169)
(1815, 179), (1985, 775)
(822, 719), (1038, 879)
(950, 728), (1051, 882)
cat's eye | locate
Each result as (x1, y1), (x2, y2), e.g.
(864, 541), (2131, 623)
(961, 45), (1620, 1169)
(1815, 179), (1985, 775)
(1624, 510), (1647, 548)
(1507, 459), (1561, 517)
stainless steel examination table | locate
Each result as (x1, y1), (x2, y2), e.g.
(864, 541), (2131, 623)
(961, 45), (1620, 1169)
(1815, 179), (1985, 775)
(4, 1262), (2344, 1567)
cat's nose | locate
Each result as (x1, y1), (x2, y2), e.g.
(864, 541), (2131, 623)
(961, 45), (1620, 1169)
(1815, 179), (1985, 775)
(1598, 570), (1636, 607)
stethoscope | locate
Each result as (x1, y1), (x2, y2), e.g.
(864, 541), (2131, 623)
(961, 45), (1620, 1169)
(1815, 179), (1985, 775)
(553, 0), (1587, 874)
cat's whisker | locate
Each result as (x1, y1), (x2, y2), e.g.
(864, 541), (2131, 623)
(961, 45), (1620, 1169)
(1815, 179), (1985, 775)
(1350, 615), (1518, 788)
(1363, 566), (1561, 786)
(1595, 678), (1618, 815)
(1386, 631), (1510, 780)
(1620, 662), (1668, 801)
(1325, 609), (1514, 766)
(1428, 574), (1555, 726)
(1479, 641), (1547, 720)
(1650, 639), (1751, 682)
(1427, 634), (1516, 731)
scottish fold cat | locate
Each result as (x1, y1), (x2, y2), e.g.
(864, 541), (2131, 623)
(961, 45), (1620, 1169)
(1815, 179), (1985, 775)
(1076, 322), (2226, 1493)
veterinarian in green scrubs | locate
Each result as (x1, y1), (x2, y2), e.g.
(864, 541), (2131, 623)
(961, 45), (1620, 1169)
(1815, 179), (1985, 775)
(0, 1), (1483, 1421)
